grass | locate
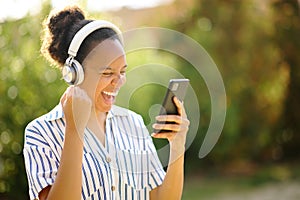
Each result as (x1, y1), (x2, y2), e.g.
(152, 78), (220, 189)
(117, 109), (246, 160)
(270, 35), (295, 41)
(182, 162), (300, 200)
(182, 175), (252, 200)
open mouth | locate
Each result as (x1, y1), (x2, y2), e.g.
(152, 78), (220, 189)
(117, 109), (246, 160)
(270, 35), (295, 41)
(101, 90), (119, 105)
(102, 91), (118, 97)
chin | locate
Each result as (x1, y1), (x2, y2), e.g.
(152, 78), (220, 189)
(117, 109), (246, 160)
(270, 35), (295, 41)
(95, 103), (113, 113)
(94, 94), (115, 113)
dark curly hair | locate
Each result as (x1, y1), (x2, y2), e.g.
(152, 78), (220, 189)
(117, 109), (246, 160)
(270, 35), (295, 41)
(41, 6), (121, 68)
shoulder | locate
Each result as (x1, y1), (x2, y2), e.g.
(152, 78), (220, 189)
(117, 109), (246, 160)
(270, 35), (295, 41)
(24, 104), (64, 139)
(27, 103), (63, 125)
(25, 114), (48, 133)
(24, 105), (66, 153)
(23, 115), (50, 149)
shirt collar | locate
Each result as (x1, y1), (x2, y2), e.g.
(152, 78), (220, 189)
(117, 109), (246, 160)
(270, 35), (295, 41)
(107, 105), (130, 119)
(44, 104), (129, 121)
(44, 103), (64, 121)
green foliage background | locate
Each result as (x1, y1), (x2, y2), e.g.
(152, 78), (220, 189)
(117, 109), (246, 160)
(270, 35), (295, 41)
(0, 0), (299, 199)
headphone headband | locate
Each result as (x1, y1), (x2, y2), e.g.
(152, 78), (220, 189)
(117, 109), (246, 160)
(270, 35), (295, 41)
(68, 20), (123, 57)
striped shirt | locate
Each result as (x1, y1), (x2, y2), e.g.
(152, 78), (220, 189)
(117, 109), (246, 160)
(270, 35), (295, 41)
(23, 103), (166, 200)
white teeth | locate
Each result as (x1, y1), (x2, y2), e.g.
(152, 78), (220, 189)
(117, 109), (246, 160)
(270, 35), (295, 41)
(103, 91), (118, 97)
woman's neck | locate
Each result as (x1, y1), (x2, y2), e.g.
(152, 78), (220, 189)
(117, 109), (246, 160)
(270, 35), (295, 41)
(87, 109), (107, 146)
(89, 108), (107, 126)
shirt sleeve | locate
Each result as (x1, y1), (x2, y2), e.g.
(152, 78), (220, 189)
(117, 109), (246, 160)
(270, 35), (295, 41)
(23, 121), (59, 200)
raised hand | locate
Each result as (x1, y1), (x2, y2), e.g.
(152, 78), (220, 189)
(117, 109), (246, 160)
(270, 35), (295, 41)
(60, 86), (92, 138)
(152, 97), (190, 156)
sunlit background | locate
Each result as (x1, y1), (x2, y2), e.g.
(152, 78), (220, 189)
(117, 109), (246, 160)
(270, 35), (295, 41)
(0, 0), (300, 199)
(0, 0), (173, 21)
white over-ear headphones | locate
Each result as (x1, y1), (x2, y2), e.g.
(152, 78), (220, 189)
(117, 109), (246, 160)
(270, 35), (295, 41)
(62, 20), (123, 85)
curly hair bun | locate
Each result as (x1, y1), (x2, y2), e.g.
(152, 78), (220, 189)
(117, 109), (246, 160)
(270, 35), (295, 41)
(41, 6), (87, 67)
(48, 6), (85, 38)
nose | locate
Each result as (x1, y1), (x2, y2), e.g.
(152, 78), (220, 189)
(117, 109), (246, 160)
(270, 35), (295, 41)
(111, 74), (125, 87)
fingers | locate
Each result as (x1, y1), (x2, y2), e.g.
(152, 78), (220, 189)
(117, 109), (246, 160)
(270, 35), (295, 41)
(152, 120), (189, 133)
(60, 86), (92, 139)
(151, 124), (188, 140)
(60, 86), (72, 104)
(153, 122), (181, 133)
(61, 86), (92, 104)
(152, 97), (189, 141)
(60, 86), (74, 105)
(155, 113), (190, 128)
(153, 115), (189, 129)
(155, 115), (183, 124)
(173, 96), (187, 117)
(73, 86), (92, 103)
(151, 132), (176, 139)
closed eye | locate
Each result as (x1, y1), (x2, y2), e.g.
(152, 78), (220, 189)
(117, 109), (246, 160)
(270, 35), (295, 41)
(101, 72), (114, 76)
(99, 65), (127, 77)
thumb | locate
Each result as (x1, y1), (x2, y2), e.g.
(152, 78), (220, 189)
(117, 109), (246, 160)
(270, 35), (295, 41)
(173, 96), (187, 117)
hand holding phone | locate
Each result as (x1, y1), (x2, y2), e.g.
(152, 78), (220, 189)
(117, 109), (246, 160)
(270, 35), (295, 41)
(154, 79), (189, 133)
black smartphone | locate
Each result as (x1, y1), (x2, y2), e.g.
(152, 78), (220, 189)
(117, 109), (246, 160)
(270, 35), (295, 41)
(154, 79), (190, 133)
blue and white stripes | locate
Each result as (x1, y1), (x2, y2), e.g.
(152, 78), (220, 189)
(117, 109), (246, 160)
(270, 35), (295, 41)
(23, 104), (165, 200)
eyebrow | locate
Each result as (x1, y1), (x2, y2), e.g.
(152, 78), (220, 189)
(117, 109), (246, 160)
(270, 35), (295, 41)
(101, 65), (127, 70)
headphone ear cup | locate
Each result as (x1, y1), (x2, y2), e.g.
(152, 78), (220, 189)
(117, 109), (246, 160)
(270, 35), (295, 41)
(62, 58), (84, 85)
(71, 59), (84, 85)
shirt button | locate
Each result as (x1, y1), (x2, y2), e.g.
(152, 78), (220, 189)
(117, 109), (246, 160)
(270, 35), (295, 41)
(106, 157), (111, 163)
(111, 186), (116, 191)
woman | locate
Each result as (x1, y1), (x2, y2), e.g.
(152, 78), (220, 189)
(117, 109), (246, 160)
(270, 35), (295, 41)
(23, 5), (189, 200)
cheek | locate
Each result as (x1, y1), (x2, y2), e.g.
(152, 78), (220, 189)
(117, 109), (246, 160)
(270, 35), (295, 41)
(121, 76), (126, 86)
(94, 75), (126, 95)
(79, 75), (98, 98)
(95, 79), (105, 94)
(94, 77), (112, 95)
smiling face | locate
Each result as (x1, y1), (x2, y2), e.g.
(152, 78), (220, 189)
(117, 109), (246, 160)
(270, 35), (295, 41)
(80, 39), (127, 112)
